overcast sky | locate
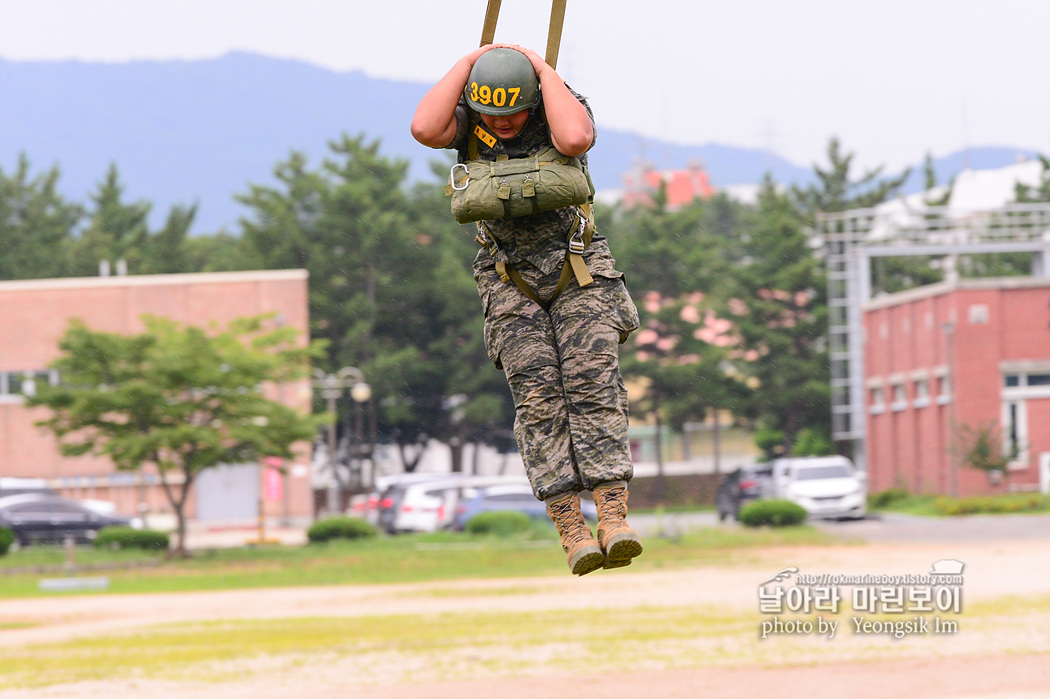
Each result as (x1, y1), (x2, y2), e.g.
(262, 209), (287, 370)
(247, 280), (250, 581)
(2, 0), (1048, 171)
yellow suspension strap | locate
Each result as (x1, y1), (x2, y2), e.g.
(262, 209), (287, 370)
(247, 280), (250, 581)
(479, 0), (501, 47)
(545, 0), (567, 69)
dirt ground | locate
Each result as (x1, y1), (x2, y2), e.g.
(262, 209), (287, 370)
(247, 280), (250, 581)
(1, 537), (1049, 698)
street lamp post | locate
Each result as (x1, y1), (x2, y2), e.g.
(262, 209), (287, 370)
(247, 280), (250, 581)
(313, 367), (370, 515)
(349, 381), (373, 489)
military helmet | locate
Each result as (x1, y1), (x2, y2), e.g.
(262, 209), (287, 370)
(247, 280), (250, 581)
(464, 48), (540, 116)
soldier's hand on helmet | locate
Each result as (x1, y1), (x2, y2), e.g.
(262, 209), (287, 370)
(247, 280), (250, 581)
(496, 44), (550, 77)
(464, 43), (504, 68)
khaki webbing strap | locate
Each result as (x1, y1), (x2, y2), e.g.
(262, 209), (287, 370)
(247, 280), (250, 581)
(567, 251), (592, 287)
(545, 0), (567, 70)
(478, 0), (567, 68)
(488, 205), (595, 310)
(566, 205), (594, 289)
(497, 261), (545, 307)
(579, 202), (595, 244)
(468, 112), (479, 161)
(480, 0), (501, 47)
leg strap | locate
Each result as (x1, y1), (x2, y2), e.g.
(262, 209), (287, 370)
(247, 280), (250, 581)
(496, 261), (545, 307)
(490, 206), (595, 310)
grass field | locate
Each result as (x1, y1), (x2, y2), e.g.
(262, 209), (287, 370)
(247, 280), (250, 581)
(870, 492), (1050, 517)
(0, 524), (835, 599)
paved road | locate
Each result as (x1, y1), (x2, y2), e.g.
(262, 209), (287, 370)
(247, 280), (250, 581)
(810, 511), (1050, 543)
(630, 510), (1050, 544)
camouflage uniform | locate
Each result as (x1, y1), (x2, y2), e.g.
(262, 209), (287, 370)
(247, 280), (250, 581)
(446, 90), (640, 501)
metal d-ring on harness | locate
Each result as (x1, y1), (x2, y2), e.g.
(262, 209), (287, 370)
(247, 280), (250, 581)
(470, 0), (593, 310)
(450, 163), (470, 191)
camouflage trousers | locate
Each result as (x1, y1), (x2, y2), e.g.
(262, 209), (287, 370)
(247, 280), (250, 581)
(477, 264), (640, 501)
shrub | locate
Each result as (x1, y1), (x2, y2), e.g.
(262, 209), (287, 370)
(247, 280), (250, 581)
(94, 526), (170, 551)
(0, 527), (14, 556)
(465, 511), (534, 537)
(870, 487), (910, 509)
(307, 516), (379, 543)
(739, 499), (808, 527)
(933, 494), (1047, 516)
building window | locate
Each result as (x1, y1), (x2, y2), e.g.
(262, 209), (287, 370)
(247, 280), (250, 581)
(0, 370), (57, 401)
(891, 383), (907, 411)
(869, 386), (885, 414)
(999, 368), (1050, 469)
(1001, 400), (1028, 470)
(1028, 374), (1050, 387)
(914, 378), (930, 408)
(969, 305), (989, 324)
(937, 375), (951, 405)
(1002, 370), (1050, 395)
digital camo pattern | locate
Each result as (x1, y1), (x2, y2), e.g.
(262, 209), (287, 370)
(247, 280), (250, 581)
(476, 267), (640, 500)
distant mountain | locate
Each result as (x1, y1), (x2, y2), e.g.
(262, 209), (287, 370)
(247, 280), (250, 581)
(0, 52), (1038, 232)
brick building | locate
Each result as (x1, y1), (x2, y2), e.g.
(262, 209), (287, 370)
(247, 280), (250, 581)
(0, 269), (314, 523)
(864, 277), (1050, 496)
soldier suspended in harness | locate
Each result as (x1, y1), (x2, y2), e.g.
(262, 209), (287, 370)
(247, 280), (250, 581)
(411, 38), (643, 576)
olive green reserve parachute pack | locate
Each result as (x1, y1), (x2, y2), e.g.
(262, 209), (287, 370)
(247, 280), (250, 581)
(446, 143), (595, 225)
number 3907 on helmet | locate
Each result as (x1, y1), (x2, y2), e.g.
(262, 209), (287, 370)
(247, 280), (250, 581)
(464, 48), (541, 116)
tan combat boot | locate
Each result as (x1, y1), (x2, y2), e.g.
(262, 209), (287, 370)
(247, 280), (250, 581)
(545, 492), (605, 577)
(592, 481), (643, 569)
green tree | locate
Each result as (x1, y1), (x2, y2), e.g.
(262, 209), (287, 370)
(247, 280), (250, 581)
(0, 155), (81, 280)
(66, 163), (151, 277)
(792, 137), (911, 217)
(727, 179), (829, 458)
(138, 203), (198, 275)
(611, 195), (739, 299)
(27, 314), (324, 556)
(181, 231), (250, 273)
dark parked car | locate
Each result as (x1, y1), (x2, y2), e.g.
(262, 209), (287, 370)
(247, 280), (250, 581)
(716, 464), (773, 521)
(0, 493), (140, 546)
(451, 483), (597, 531)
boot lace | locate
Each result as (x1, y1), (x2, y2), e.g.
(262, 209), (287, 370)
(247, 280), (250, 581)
(549, 500), (588, 545)
(596, 486), (627, 520)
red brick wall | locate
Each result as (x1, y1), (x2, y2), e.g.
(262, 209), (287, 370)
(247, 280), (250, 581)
(864, 279), (1050, 497)
(0, 270), (313, 519)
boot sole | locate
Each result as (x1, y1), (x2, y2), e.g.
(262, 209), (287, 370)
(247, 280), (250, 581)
(602, 532), (643, 569)
(570, 546), (605, 576)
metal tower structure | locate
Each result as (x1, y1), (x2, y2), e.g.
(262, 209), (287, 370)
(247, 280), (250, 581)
(817, 202), (1050, 471)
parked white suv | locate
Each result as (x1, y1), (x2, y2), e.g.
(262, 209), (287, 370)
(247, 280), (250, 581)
(770, 456), (867, 520)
